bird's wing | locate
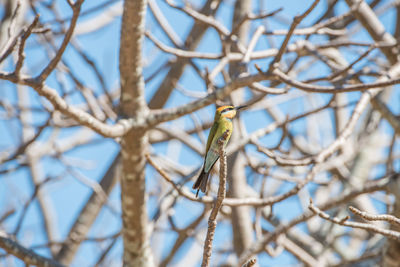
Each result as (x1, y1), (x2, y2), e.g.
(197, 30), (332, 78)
(205, 121), (218, 154)
(204, 120), (232, 173)
(204, 144), (219, 173)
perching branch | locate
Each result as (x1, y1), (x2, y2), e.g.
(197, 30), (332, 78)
(201, 130), (229, 267)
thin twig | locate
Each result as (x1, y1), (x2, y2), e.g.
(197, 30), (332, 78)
(146, 31), (222, 59)
(15, 15), (40, 76)
(272, 67), (400, 93)
(165, 0), (230, 37)
(38, 0), (84, 81)
(231, 7), (282, 37)
(349, 206), (400, 226)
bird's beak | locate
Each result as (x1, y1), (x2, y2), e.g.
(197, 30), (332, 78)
(235, 104), (248, 111)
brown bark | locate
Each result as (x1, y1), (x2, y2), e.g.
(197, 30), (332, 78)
(119, 0), (153, 265)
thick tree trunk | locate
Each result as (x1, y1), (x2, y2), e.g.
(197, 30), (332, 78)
(119, 0), (154, 266)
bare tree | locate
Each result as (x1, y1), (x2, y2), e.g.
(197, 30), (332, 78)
(0, 0), (400, 266)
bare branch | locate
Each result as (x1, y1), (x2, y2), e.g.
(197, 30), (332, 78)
(0, 233), (64, 267)
(15, 15), (39, 76)
(146, 31), (222, 59)
(272, 67), (400, 93)
(165, 0), (230, 37)
(38, 0), (84, 81)
(349, 206), (400, 226)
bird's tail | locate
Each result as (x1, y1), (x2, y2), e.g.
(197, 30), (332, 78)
(192, 166), (210, 197)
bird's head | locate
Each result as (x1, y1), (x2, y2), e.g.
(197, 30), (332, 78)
(215, 105), (247, 120)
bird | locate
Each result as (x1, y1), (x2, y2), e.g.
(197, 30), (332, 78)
(193, 104), (247, 197)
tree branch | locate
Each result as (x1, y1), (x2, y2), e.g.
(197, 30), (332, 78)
(38, 0), (84, 81)
(0, 233), (64, 267)
(349, 206), (400, 226)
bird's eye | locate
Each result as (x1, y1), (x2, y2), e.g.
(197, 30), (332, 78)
(221, 107), (234, 114)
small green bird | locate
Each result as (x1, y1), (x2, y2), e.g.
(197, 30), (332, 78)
(193, 105), (247, 197)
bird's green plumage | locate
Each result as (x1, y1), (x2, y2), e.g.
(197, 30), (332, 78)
(205, 117), (219, 155)
(204, 117), (233, 172)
